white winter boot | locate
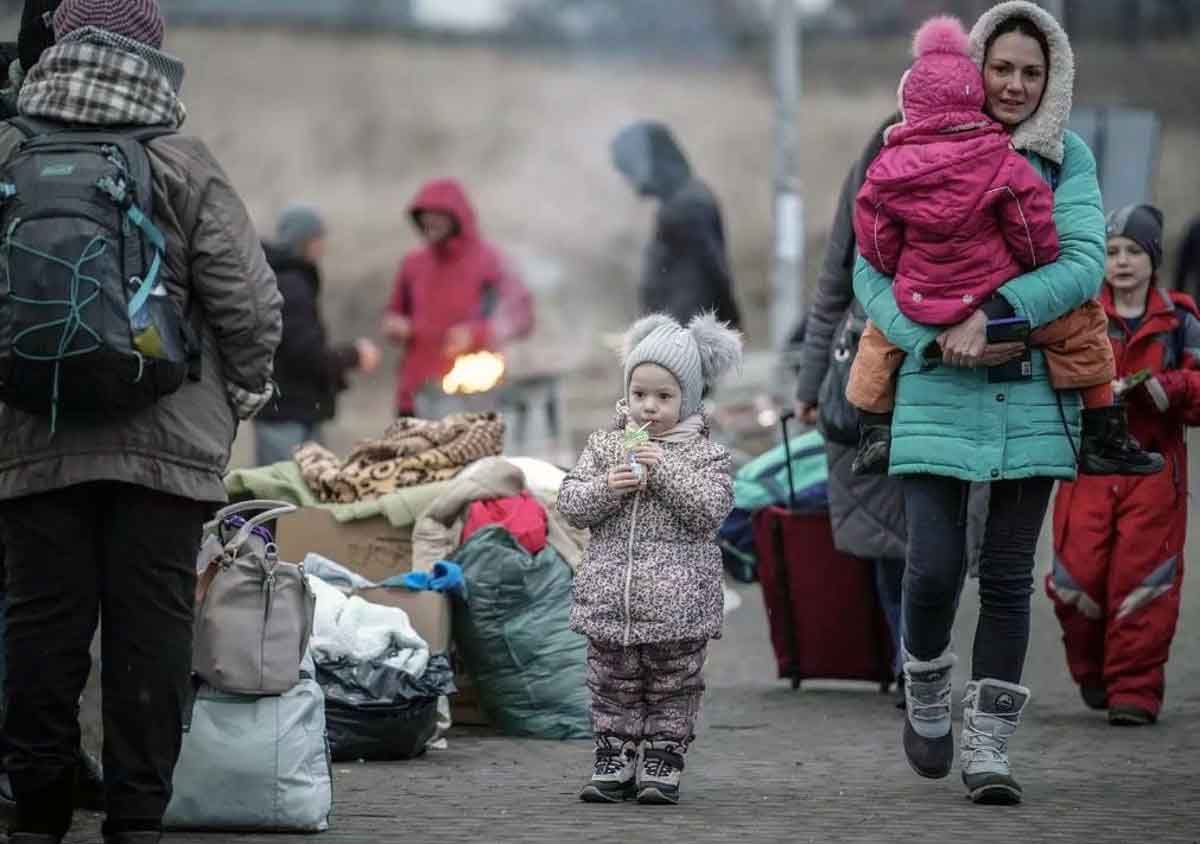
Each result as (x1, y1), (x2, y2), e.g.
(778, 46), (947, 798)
(960, 678), (1031, 805)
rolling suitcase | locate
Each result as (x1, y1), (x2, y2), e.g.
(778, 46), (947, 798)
(754, 411), (895, 691)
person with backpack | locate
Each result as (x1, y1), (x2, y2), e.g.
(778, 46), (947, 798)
(0, 1), (282, 842)
(1048, 205), (1198, 727)
(792, 116), (908, 697)
(256, 204), (380, 466)
(0, 0), (107, 822)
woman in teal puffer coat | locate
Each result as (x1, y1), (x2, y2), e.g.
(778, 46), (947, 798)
(853, 1), (1105, 805)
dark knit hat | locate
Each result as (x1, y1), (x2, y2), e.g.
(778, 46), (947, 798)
(1106, 204), (1165, 271)
(18, 0), (62, 72)
(53, 0), (164, 49)
(275, 204), (327, 255)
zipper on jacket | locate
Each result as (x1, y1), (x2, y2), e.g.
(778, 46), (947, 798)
(623, 490), (641, 647)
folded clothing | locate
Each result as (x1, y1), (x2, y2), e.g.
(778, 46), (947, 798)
(462, 490), (548, 555)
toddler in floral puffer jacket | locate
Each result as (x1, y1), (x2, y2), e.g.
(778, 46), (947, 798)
(558, 312), (741, 805)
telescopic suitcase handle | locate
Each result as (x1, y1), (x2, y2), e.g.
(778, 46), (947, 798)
(779, 410), (797, 511)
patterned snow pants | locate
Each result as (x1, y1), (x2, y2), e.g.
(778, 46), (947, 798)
(586, 638), (707, 748)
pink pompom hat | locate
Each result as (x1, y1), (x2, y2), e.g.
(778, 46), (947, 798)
(898, 15), (986, 127)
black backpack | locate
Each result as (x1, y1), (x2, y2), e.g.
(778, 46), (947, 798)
(0, 117), (197, 429)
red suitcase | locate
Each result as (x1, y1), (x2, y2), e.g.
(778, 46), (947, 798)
(753, 412), (895, 690)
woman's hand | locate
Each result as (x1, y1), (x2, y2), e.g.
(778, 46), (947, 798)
(794, 401), (819, 425)
(937, 311), (1025, 368)
(937, 311), (988, 367)
(607, 466), (641, 495)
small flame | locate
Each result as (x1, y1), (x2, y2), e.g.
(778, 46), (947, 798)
(443, 351), (505, 395)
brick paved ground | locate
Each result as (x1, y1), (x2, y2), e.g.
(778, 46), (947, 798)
(62, 491), (1200, 844)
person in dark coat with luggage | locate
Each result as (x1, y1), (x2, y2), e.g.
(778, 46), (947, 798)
(611, 121), (742, 330)
(0, 1), (282, 841)
(792, 114), (907, 687)
(255, 204), (380, 465)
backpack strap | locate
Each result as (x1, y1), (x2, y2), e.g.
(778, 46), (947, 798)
(6, 115), (59, 139)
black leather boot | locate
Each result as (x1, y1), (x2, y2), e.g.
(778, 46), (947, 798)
(1079, 405), (1164, 476)
(851, 413), (893, 476)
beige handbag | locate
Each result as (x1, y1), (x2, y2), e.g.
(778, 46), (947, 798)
(193, 501), (316, 696)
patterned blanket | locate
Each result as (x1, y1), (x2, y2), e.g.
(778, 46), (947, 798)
(296, 413), (506, 503)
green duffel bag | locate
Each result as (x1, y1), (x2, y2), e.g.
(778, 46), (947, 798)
(451, 526), (590, 739)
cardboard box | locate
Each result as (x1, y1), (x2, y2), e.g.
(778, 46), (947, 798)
(353, 587), (451, 654)
(275, 507), (414, 583)
(448, 649), (491, 727)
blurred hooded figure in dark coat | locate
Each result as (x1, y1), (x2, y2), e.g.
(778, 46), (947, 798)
(612, 121), (742, 329)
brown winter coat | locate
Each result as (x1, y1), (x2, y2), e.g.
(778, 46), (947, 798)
(0, 127), (282, 504)
(558, 404), (734, 646)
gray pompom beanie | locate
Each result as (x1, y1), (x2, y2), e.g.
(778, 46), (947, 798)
(622, 313), (743, 419)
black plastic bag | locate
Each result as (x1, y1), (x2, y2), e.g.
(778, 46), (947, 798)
(317, 653), (454, 762)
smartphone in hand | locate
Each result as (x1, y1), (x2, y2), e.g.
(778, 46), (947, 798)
(986, 316), (1031, 344)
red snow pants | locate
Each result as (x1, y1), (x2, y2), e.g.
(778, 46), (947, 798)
(1048, 464), (1186, 716)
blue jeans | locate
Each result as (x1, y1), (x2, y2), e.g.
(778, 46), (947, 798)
(874, 558), (904, 675)
(254, 421), (321, 467)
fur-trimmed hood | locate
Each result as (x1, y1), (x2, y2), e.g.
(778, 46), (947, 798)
(969, 1), (1073, 165)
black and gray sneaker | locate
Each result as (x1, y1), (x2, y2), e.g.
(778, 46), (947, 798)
(902, 648), (957, 779)
(580, 736), (637, 803)
(961, 678), (1031, 805)
(851, 419), (892, 476)
(637, 740), (685, 805)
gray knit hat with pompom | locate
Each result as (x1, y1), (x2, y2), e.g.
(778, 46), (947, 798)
(622, 312), (743, 419)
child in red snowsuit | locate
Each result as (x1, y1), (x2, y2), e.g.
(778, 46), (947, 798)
(845, 16), (1159, 478)
(1048, 204), (1199, 726)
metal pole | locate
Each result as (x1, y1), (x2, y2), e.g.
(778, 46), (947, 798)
(770, 0), (803, 351)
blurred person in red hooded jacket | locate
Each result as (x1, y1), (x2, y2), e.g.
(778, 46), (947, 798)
(382, 178), (534, 417)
